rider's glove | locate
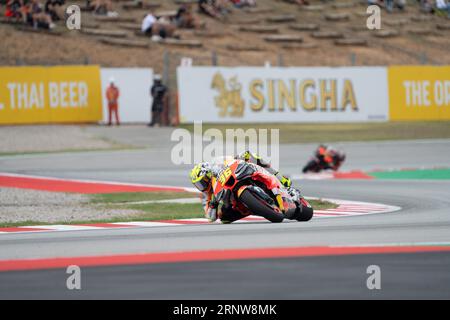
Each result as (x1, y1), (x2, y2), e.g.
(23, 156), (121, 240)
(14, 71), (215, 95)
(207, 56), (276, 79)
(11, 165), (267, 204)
(236, 150), (251, 161)
(206, 199), (219, 222)
(206, 207), (218, 222)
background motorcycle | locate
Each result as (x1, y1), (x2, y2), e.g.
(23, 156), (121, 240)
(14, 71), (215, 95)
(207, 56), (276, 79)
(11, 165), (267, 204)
(302, 154), (345, 173)
(302, 157), (329, 173)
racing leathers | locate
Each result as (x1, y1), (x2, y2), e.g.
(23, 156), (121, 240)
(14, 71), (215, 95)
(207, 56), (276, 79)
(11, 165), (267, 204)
(315, 145), (343, 171)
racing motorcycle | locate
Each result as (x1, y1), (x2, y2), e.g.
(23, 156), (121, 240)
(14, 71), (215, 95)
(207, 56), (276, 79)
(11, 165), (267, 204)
(302, 157), (327, 173)
(302, 149), (345, 173)
(212, 158), (313, 223)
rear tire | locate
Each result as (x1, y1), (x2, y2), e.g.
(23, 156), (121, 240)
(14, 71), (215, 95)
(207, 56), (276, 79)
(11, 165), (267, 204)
(239, 189), (284, 223)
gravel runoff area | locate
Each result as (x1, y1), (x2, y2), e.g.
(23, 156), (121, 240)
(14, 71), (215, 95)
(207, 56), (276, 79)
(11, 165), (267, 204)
(0, 188), (140, 225)
(0, 125), (120, 154)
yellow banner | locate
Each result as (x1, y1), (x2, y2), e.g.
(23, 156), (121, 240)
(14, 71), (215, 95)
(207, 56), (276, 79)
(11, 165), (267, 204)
(389, 66), (450, 120)
(0, 66), (102, 124)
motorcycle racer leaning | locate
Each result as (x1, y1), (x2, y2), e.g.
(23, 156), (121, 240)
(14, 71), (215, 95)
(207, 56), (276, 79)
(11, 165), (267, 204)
(316, 145), (346, 171)
(190, 151), (305, 223)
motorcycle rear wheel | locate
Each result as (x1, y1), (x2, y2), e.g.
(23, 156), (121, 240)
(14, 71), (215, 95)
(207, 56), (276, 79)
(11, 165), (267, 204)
(239, 189), (284, 223)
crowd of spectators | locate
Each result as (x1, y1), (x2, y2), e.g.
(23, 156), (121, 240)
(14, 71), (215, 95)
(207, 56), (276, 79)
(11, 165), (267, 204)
(140, 2), (209, 41)
(85, 0), (118, 17)
(367, 0), (406, 11)
(139, 0), (260, 41)
(420, 0), (450, 17)
(4, 0), (64, 29)
(283, 0), (310, 6)
(175, 3), (205, 28)
(141, 11), (177, 41)
(197, 0), (256, 20)
(367, 0), (449, 16)
(3, 0), (120, 29)
(4, 0), (447, 33)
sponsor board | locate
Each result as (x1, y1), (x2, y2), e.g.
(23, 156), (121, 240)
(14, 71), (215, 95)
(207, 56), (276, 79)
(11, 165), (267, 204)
(177, 67), (389, 123)
(388, 66), (450, 121)
(0, 66), (102, 124)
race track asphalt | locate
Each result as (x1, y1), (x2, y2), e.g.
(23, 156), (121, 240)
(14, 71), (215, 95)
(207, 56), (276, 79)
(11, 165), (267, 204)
(1, 252), (450, 299)
(0, 130), (449, 299)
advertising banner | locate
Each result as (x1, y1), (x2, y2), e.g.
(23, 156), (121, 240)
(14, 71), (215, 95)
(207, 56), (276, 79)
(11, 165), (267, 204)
(388, 66), (450, 121)
(177, 66), (389, 123)
(0, 66), (102, 124)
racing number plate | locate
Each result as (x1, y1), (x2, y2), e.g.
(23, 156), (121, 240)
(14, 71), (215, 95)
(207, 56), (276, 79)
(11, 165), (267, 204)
(218, 167), (232, 186)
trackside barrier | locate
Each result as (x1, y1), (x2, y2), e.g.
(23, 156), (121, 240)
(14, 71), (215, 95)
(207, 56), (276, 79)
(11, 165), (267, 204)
(0, 66), (156, 125)
(177, 66), (389, 123)
(0, 65), (102, 124)
(1, 65), (448, 125)
(177, 65), (450, 123)
(388, 66), (450, 121)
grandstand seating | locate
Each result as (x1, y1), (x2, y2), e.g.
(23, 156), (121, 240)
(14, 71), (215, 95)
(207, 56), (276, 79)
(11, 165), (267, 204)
(0, 0), (449, 67)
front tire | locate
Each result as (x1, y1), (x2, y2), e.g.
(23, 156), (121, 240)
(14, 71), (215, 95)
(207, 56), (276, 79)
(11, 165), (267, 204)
(302, 160), (319, 173)
(239, 189), (284, 223)
(296, 205), (313, 221)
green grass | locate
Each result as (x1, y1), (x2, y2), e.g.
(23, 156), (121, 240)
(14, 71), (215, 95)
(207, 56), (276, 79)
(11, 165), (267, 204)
(369, 168), (450, 180)
(119, 202), (205, 220)
(0, 195), (336, 228)
(90, 192), (338, 222)
(309, 199), (337, 210)
(179, 122), (450, 144)
(121, 199), (337, 219)
(89, 191), (200, 204)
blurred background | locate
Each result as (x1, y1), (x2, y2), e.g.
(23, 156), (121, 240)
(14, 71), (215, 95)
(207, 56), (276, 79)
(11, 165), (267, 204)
(1, 0), (450, 127)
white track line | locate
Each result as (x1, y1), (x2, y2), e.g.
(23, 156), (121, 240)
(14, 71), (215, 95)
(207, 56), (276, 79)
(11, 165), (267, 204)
(0, 199), (401, 234)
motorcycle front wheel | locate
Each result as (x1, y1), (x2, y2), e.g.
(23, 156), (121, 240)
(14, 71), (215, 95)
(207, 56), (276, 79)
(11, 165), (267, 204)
(296, 204), (314, 221)
(239, 189), (284, 223)
(302, 159), (319, 173)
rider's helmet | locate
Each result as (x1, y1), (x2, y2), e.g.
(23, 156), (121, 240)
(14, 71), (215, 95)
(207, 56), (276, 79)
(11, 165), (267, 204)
(190, 162), (212, 192)
(316, 144), (327, 156)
